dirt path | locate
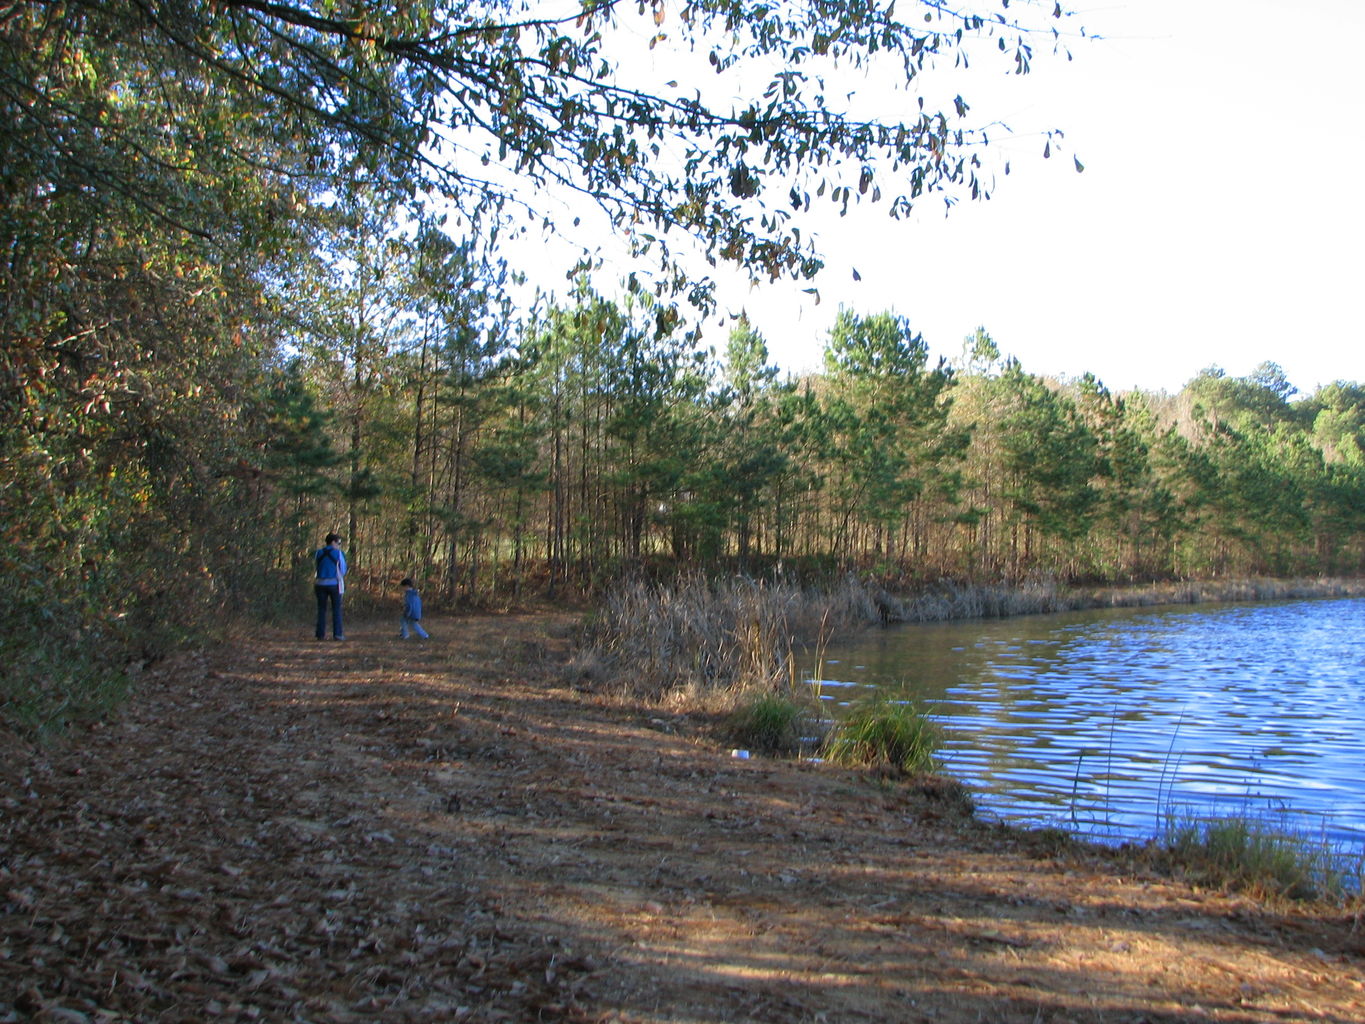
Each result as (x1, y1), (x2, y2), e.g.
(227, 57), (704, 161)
(3, 612), (1364, 1023)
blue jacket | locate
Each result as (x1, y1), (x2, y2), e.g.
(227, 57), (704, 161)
(315, 545), (347, 585)
(403, 588), (423, 620)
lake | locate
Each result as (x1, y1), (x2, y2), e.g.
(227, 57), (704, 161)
(805, 597), (1365, 845)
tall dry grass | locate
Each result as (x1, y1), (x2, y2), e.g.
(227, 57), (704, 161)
(573, 573), (1365, 701)
(577, 573), (888, 699)
(895, 576), (1365, 623)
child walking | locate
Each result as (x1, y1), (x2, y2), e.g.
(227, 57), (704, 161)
(399, 578), (430, 639)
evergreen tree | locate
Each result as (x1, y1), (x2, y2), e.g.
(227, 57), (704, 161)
(820, 311), (960, 564)
(987, 360), (1100, 575)
(715, 318), (797, 562)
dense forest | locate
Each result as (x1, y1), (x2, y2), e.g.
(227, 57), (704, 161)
(264, 279), (1365, 599)
(2, 1), (1362, 730)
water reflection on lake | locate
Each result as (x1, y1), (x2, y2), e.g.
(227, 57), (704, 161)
(804, 597), (1365, 844)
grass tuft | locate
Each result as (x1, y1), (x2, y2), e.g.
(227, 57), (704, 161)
(1162, 810), (1363, 903)
(823, 692), (940, 776)
(725, 691), (811, 756)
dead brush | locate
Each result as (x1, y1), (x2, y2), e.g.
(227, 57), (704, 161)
(582, 573), (888, 699)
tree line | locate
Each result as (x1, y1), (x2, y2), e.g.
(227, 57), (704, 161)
(276, 248), (1365, 602)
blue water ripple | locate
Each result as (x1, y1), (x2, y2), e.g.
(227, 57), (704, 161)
(805, 597), (1365, 844)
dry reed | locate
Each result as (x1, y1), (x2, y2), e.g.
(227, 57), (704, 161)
(583, 573), (886, 698)
(578, 573), (1365, 700)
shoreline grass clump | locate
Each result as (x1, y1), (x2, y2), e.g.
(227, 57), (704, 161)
(725, 691), (813, 757)
(1162, 809), (1363, 903)
(823, 691), (941, 777)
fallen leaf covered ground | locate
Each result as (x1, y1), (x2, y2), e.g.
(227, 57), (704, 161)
(3, 611), (1363, 1022)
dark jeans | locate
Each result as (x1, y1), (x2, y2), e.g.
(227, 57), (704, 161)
(315, 584), (344, 638)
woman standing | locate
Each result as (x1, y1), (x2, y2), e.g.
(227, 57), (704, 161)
(313, 533), (347, 640)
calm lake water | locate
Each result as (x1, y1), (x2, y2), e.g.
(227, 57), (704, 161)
(805, 597), (1365, 845)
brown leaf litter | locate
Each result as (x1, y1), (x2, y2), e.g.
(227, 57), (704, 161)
(3, 611), (1363, 1022)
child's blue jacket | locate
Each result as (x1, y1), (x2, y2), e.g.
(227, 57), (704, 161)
(403, 589), (422, 620)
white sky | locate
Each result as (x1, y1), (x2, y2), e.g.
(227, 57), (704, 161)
(706, 0), (1365, 395)
(503, 0), (1364, 397)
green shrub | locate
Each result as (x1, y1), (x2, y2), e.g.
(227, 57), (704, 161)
(823, 692), (940, 776)
(1163, 810), (1361, 902)
(726, 691), (808, 756)
(0, 621), (130, 737)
